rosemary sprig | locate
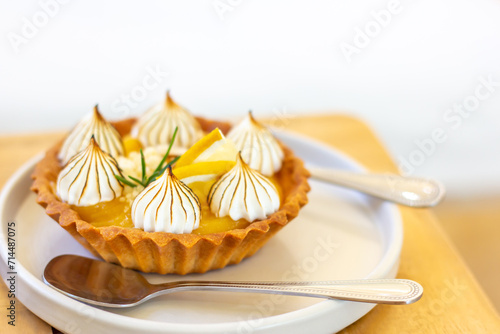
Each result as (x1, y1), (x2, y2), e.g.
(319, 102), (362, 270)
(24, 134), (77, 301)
(115, 127), (179, 188)
(145, 127), (178, 185)
(115, 174), (138, 188)
(140, 148), (146, 184)
(145, 155), (180, 186)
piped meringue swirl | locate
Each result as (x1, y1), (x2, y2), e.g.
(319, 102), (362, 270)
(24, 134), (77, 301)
(131, 92), (204, 151)
(227, 112), (284, 176)
(57, 137), (124, 206)
(208, 153), (280, 222)
(58, 106), (124, 165)
(131, 166), (201, 233)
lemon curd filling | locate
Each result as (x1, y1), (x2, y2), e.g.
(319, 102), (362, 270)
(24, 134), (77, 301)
(72, 175), (282, 235)
(70, 130), (283, 234)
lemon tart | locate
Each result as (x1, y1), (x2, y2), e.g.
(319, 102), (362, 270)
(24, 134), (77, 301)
(32, 98), (310, 274)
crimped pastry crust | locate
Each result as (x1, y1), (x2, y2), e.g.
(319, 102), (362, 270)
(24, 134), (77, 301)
(31, 117), (310, 274)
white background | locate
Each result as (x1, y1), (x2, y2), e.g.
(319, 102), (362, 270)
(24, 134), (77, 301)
(1, 0), (500, 198)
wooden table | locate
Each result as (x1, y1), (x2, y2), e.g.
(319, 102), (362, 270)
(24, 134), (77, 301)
(1, 114), (499, 333)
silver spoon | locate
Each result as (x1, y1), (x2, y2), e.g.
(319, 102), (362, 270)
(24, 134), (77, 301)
(308, 167), (445, 207)
(43, 255), (423, 308)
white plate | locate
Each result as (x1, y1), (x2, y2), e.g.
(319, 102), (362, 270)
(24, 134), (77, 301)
(0, 131), (402, 334)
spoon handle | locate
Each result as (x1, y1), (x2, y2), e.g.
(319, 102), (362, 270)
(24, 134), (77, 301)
(309, 167), (445, 207)
(155, 279), (423, 305)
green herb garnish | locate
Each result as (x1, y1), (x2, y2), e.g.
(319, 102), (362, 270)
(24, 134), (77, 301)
(115, 127), (180, 188)
(114, 174), (138, 188)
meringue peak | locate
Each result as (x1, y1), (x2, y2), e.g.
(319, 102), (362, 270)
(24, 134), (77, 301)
(58, 105), (124, 165)
(93, 104), (103, 120)
(247, 110), (263, 128)
(131, 165), (201, 233)
(57, 136), (124, 206)
(89, 134), (97, 144)
(165, 90), (176, 108)
(227, 112), (284, 176)
(208, 152), (280, 222)
(131, 92), (204, 150)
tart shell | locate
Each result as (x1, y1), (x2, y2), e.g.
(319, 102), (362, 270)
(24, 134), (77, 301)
(31, 117), (310, 274)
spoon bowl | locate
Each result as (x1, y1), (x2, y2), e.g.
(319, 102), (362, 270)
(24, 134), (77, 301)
(44, 254), (152, 306)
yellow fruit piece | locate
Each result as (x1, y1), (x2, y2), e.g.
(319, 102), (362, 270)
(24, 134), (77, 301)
(176, 128), (236, 167)
(201, 138), (238, 163)
(122, 135), (143, 156)
(173, 160), (236, 185)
